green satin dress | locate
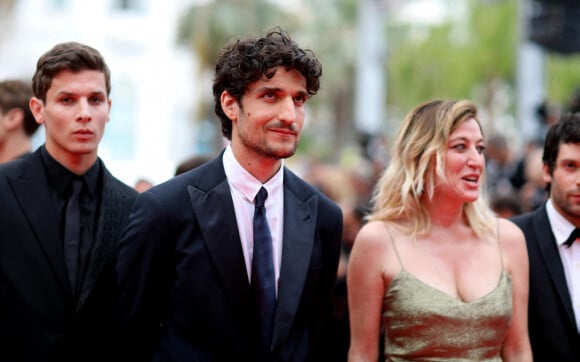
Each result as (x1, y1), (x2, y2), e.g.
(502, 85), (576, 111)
(382, 259), (512, 361)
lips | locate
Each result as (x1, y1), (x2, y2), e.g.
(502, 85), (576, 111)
(462, 175), (480, 184)
(269, 128), (297, 137)
(72, 129), (94, 139)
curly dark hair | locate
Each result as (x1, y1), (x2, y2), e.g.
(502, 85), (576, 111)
(543, 112), (580, 182)
(212, 28), (322, 140)
(32, 42), (111, 103)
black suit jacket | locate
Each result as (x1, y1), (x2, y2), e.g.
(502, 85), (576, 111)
(511, 204), (580, 361)
(117, 152), (343, 362)
(0, 147), (138, 362)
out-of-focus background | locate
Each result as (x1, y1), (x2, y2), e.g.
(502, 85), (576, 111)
(1, 0), (579, 201)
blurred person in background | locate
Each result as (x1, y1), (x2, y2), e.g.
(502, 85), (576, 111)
(0, 42), (138, 362)
(116, 28), (342, 362)
(0, 79), (40, 163)
(535, 100), (561, 144)
(174, 154), (212, 176)
(348, 99), (532, 361)
(491, 193), (523, 218)
(511, 113), (580, 362)
(566, 87), (580, 114)
(485, 133), (519, 198)
(133, 177), (154, 193)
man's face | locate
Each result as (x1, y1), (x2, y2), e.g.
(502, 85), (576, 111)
(224, 67), (308, 163)
(544, 142), (580, 225)
(30, 69), (111, 164)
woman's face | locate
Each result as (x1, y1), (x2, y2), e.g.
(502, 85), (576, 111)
(438, 118), (486, 203)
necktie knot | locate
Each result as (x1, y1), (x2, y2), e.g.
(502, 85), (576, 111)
(564, 228), (580, 248)
(70, 178), (83, 197)
(255, 187), (268, 209)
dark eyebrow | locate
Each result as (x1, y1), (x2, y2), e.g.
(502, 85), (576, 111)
(256, 86), (308, 98)
(559, 158), (580, 164)
(56, 90), (106, 95)
(257, 86), (280, 93)
(295, 90), (309, 98)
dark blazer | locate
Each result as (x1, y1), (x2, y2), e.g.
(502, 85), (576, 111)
(117, 152), (343, 362)
(511, 204), (580, 362)
(0, 147), (138, 362)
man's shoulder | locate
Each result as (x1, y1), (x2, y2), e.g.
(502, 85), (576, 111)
(283, 168), (341, 213)
(99, 164), (139, 201)
(0, 151), (40, 180)
(138, 155), (223, 203)
(510, 204), (546, 228)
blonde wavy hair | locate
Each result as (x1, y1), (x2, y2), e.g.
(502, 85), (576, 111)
(368, 99), (496, 239)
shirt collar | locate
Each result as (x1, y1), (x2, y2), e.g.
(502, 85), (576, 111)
(222, 144), (284, 202)
(40, 145), (101, 199)
(546, 198), (577, 247)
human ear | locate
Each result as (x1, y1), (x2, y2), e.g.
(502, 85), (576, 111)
(3, 108), (24, 130)
(29, 97), (45, 125)
(220, 91), (239, 122)
(542, 163), (552, 185)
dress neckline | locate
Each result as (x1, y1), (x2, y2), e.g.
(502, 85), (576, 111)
(388, 270), (510, 305)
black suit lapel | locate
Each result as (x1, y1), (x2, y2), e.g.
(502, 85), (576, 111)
(188, 176), (254, 315)
(7, 152), (69, 297)
(271, 172), (316, 350)
(76, 168), (129, 311)
(533, 207), (577, 326)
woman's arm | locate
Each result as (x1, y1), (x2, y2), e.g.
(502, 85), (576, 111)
(347, 221), (388, 362)
(499, 218), (533, 362)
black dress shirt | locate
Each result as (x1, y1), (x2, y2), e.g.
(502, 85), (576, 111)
(40, 146), (101, 299)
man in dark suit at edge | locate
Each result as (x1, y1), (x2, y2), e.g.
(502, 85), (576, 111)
(116, 28), (343, 361)
(511, 113), (580, 361)
(0, 42), (138, 361)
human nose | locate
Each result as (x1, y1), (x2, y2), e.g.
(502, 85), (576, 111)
(467, 147), (484, 168)
(76, 99), (92, 122)
(279, 97), (297, 123)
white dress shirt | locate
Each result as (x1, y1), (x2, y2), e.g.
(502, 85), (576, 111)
(546, 199), (580, 333)
(222, 145), (284, 295)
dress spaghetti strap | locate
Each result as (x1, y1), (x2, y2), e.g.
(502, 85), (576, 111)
(496, 218), (505, 271)
(384, 222), (405, 271)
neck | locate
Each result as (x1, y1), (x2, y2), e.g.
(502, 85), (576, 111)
(424, 192), (466, 228)
(230, 144), (282, 184)
(45, 144), (97, 176)
(0, 134), (31, 163)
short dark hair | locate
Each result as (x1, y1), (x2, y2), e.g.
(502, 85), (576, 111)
(542, 112), (580, 192)
(212, 28), (322, 140)
(0, 79), (39, 136)
(32, 42), (111, 102)
(174, 154), (211, 176)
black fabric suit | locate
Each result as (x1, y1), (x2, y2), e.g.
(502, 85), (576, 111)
(0, 147), (138, 362)
(511, 204), (580, 361)
(117, 152), (343, 362)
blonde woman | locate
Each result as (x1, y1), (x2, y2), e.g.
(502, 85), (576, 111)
(347, 100), (532, 361)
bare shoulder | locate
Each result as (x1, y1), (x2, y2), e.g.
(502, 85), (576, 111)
(350, 220), (401, 276)
(497, 218), (529, 272)
(352, 221), (391, 254)
(497, 218), (526, 247)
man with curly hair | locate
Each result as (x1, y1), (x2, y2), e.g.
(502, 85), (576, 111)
(117, 28), (343, 362)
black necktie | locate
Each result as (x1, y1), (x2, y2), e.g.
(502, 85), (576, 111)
(64, 178), (83, 295)
(564, 228), (580, 248)
(251, 187), (276, 353)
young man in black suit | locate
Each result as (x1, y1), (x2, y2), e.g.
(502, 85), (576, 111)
(0, 42), (138, 362)
(511, 113), (580, 361)
(116, 29), (343, 361)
